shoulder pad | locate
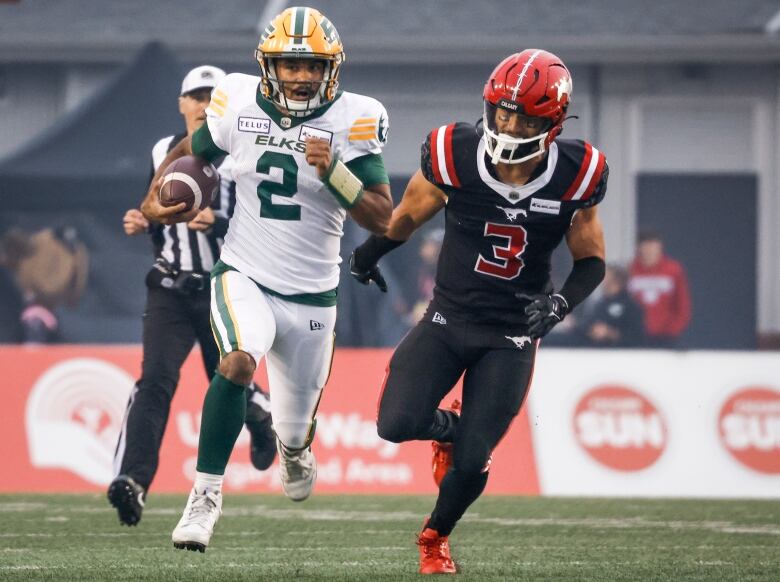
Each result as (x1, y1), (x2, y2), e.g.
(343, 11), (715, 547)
(558, 140), (608, 205)
(583, 160), (609, 207)
(421, 122), (479, 188)
(344, 94), (389, 153)
(206, 73), (258, 119)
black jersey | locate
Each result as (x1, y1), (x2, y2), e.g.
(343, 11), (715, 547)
(421, 122), (609, 326)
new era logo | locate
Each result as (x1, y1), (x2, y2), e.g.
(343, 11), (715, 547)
(310, 320), (325, 331)
(432, 312), (447, 326)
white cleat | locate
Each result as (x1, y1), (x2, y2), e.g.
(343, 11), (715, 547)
(277, 438), (317, 502)
(171, 488), (223, 552)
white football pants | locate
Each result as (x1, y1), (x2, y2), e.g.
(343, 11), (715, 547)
(210, 268), (336, 449)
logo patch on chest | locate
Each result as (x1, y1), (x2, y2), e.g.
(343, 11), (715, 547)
(238, 116), (271, 134)
(496, 206), (527, 222)
(299, 125), (333, 145)
(529, 198), (561, 215)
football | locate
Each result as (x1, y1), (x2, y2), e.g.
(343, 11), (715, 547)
(158, 155), (219, 212)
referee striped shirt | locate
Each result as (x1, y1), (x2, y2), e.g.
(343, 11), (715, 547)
(147, 133), (236, 274)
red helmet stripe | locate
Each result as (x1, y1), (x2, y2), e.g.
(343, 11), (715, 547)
(430, 126), (444, 184)
(562, 143), (594, 200)
(442, 124), (461, 188)
(579, 151), (607, 201)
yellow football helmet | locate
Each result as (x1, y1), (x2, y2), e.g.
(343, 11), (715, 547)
(255, 6), (345, 117)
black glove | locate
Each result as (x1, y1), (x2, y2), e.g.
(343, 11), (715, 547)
(349, 251), (387, 292)
(516, 293), (569, 339)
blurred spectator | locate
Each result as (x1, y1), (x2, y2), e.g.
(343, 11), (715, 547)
(0, 226), (89, 343)
(579, 264), (645, 347)
(628, 230), (691, 348)
(407, 228), (444, 324)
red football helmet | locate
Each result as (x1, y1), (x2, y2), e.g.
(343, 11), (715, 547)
(483, 49), (572, 164)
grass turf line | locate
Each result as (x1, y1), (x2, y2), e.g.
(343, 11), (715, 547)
(0, 494), (778, 581)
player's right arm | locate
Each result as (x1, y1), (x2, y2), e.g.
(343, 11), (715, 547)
(386, 170), (447, 239)
(139, 136), (197, 225)
(350, 169), (446, 291)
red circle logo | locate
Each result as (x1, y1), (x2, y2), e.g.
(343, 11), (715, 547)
(573, 385), (667, 471)
(718, 387), (780, 474)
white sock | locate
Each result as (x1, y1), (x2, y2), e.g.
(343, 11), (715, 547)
(194, 471), (224, 494)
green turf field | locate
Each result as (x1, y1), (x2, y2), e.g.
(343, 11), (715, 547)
(0, 494), (778, 580)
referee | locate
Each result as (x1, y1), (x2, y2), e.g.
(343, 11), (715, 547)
(108, 66), (276, 527)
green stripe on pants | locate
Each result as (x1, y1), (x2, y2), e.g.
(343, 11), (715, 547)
(214, 272), (240, 352)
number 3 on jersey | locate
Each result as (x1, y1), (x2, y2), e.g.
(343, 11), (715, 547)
(475, 223), (527, 280)
(257, 151), (300, 220)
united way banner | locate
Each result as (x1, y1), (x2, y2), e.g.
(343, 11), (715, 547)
(4, 346), (776, 497)
(0, 346), (540, 495)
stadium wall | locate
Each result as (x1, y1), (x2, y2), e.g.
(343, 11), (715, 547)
(2, 346), (778, 498)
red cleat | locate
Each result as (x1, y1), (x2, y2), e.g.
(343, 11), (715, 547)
(432, 400), (461, 487)
(417, 526), (457, 575)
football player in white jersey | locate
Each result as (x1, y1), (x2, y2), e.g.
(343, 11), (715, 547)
(140, 6), (392, 552)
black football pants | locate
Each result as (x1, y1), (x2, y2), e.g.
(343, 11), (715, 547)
(113, 284), (217, 492)
(377, 316), (537, 536)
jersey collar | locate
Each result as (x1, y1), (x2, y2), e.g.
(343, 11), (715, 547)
(476, 140), (559, 204)
(255, 83), (343, 129)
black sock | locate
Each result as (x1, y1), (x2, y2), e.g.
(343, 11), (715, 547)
(427, 468), (489, 536)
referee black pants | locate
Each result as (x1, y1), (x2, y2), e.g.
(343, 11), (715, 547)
(113, 284), (218, 492)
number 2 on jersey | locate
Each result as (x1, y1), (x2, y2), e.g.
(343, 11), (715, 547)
(474, 223), (527, 280)
(257, 151), (300, 220)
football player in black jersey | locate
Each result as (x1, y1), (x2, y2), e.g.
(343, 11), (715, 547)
(351, 49), (607, 575)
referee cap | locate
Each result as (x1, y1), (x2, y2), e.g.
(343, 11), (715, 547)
(181, 65), (225, 96)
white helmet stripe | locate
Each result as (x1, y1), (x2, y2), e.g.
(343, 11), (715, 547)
(511, 49), (542, 102)
(301, 7), (310, 46)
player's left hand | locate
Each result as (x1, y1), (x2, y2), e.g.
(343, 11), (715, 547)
(516, 293), (569, 339)
(349, 251), (388, 292)
(305, 137), (332, 178)
(187, 208), (215, 232)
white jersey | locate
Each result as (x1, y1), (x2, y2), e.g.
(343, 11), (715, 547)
(203, 72), (389, 295)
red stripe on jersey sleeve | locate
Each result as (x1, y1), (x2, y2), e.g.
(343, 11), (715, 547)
(430, 127), (444, 185)
(562, 142), (593, 201)
(443, 124), (461, 188)
(580, 151), (607, 201)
